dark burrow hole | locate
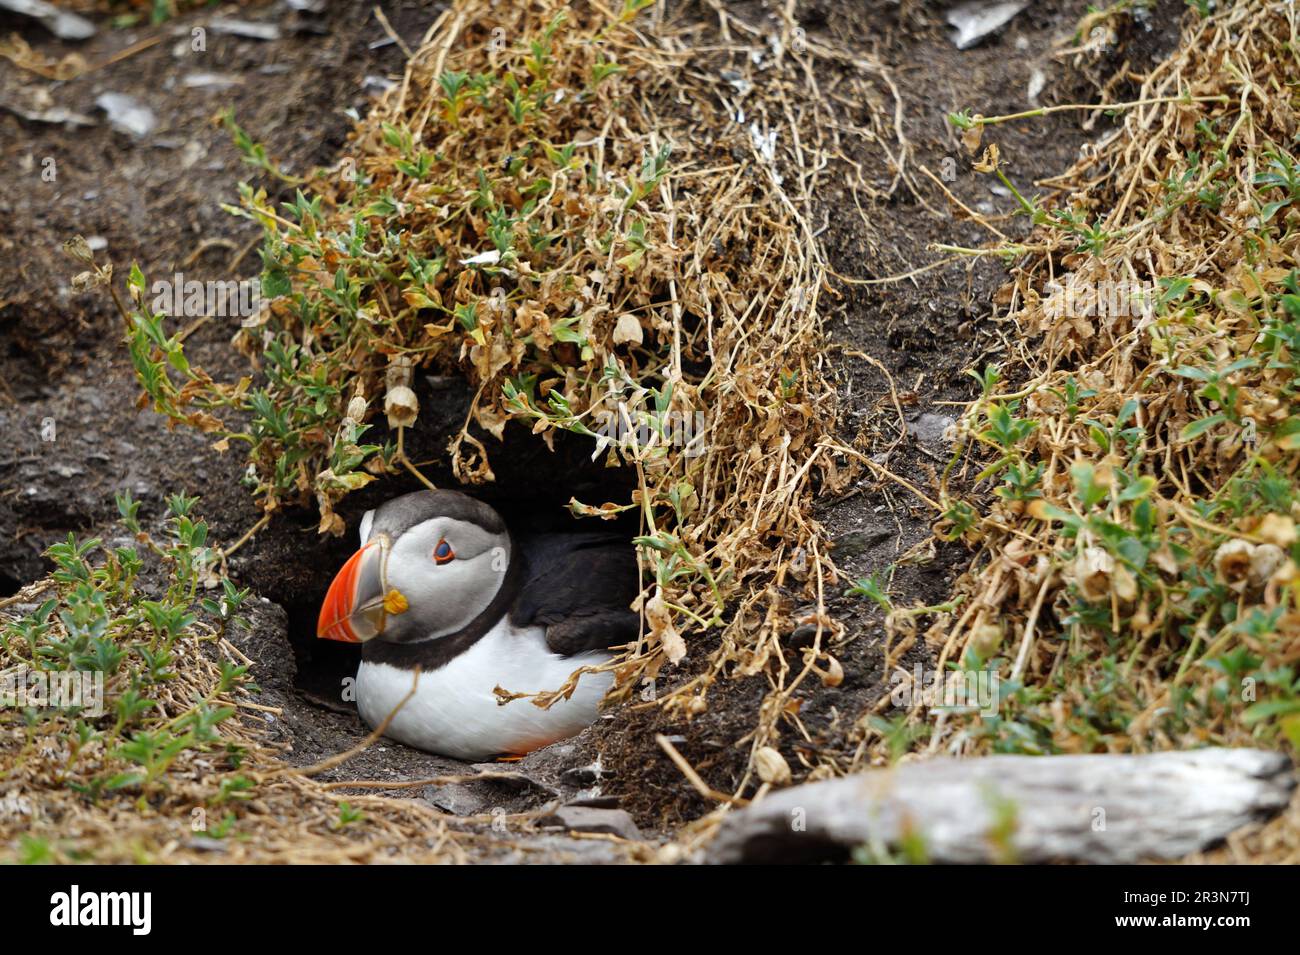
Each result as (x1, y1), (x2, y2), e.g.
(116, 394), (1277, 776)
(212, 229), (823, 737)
(265, 402), (642, 722)
(0, 570), (22, 599)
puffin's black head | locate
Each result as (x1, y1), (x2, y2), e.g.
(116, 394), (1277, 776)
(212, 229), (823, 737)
(317, 490), (512, 645)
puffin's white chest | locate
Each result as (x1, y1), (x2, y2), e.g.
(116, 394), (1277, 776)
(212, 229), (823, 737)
(355, 618), (614, 761)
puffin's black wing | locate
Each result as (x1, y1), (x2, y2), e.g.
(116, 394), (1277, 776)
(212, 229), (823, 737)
(512, 533), (640, 657)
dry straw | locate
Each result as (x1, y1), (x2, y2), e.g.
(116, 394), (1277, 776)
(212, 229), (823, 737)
(857, 1), (1300, 861)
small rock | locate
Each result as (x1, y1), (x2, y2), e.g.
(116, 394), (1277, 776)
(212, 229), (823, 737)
(95, 93), (157, 139)
(185, 836), (228, 853)
(1026, 67), (1047, 106)
(832, 528), (891, 560)
(946, 1), (1027, 50)
(425, 783), (494, 817)
(183, 73), (242, 91)
(538, 806), (642, 840)
(1, 96), (94, 128)
(179, 140), (206, 169)
(563, 794), (621, 809)
(363, 75), (398, 96)
(0, 0), (95, 40)
(209, 17), (282, 41)
(909, 412), (957, 446)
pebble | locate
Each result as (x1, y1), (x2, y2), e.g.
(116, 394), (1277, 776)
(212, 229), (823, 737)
(910, 412), (957, 445)
(538, 806), (643, 841)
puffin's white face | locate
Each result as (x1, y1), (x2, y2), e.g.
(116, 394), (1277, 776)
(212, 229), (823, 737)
(370, 515), (509, 641)
(318, 496), (511, 645)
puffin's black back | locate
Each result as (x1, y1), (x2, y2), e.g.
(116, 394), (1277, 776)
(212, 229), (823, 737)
(512, 532), (641, 656)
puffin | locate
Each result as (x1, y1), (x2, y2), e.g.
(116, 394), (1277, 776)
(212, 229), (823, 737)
(316, 489), (639, 760)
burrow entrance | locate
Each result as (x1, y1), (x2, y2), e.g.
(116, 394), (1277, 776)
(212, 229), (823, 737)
(247, 378), (642, 733)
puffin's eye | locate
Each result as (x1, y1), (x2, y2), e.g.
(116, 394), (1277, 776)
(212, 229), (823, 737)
(433, 539), (455, 564)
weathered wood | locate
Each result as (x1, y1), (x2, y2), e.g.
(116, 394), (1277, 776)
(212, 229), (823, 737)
(707, 749), (1295, 864)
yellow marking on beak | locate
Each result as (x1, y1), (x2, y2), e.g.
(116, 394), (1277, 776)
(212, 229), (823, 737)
(383, 589), (409, 615)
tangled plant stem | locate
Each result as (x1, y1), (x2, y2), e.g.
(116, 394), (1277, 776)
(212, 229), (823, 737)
(910, 1), (1300, 769)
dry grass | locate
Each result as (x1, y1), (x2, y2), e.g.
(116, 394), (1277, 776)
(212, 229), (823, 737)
(0, 565), (477, 863)
(848, 0), (1300, 860)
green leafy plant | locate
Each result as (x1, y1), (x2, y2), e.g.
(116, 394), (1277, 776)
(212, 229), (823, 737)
(1, 496), (253, 813)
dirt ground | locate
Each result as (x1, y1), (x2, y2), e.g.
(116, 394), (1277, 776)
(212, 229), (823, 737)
(0, 0), (1189, 852)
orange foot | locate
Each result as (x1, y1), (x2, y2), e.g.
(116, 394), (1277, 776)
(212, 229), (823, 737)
(495, 753), (527, 763)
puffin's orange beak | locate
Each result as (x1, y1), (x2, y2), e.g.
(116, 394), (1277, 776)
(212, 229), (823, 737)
(317, 538), (400, 642)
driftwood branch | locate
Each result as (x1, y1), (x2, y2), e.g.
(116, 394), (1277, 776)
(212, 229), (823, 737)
(707, 749), (1295, 864)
